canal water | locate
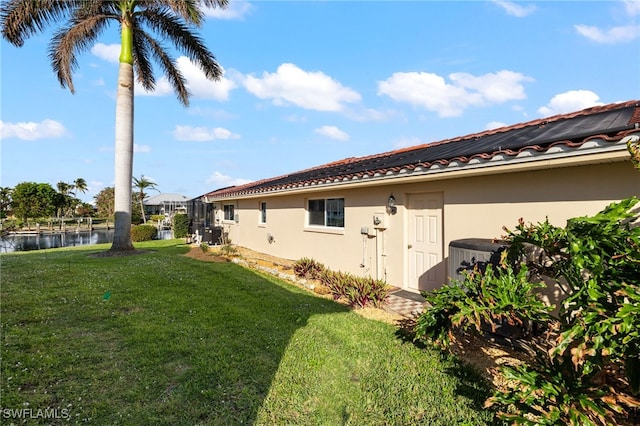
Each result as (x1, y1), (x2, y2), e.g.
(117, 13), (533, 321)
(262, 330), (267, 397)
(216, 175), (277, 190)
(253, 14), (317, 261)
(1, 229), (174, 253)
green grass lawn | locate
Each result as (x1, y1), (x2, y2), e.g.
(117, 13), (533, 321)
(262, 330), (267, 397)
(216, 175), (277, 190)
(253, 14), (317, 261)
(1, 240), (497, 425)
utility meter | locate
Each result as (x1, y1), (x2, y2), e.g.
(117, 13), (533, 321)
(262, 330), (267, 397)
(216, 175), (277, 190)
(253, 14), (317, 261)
(373, 213), (386, 229)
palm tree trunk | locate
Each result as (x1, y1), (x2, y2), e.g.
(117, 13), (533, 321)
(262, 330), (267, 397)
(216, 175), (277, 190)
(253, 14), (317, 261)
(110, 62), (135, 252)
(140, 194), (146, 224)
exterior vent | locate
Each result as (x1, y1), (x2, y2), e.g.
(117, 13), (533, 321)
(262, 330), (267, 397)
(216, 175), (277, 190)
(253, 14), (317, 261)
(448, 238), (509, 283)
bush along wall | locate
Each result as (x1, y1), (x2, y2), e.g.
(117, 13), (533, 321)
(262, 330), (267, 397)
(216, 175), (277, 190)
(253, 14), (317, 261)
(173, 214), (189, 238)
(415, 196), (640, 425)
(130, 224), (158, 242)
(292, 259), (390, 308)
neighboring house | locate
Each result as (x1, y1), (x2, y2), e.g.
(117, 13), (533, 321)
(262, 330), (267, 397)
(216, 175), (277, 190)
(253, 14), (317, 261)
(144, 193), (189, 217)
(197, 100), (640, 293)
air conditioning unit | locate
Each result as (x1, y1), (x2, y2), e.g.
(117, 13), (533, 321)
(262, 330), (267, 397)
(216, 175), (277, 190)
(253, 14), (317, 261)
(448, 238), (509, 283)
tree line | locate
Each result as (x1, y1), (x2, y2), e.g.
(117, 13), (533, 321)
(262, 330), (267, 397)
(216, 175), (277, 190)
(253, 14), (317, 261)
(1, 175), (159, 226)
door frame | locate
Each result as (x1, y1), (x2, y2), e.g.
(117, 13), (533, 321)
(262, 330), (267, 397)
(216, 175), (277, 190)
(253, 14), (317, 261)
(404, 191), (445, 292)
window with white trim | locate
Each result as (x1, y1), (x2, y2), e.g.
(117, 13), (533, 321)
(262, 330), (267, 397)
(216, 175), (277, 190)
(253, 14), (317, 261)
(308, 198), (344, 227)
(223, 204), (234, 221)
(259, 202), (267, 224)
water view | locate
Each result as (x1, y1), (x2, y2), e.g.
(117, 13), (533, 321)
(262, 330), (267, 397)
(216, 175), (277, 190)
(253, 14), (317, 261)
(0, 229), (174, 253)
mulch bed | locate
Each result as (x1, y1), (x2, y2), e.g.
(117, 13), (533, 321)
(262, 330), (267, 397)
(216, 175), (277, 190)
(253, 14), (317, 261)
(183, 246), (228, 263)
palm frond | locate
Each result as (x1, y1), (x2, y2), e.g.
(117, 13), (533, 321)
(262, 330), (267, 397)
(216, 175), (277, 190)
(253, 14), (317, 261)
(138, 7), (223, 81)
(131, 27), (156, 92)
(137, 0), (202, 26)
(1, 0), (82, 46)
(135, 28), (190, 106)
(49, 14), (112, 92)
(3, 0), (225, 104)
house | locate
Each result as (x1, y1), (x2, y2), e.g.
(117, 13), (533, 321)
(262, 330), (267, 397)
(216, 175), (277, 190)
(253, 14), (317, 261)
(196, 100), (640, 294)
(144, 193), (189, 217)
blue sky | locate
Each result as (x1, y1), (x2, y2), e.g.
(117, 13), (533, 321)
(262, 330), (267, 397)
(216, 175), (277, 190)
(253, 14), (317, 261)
(2, 0), (639, 203)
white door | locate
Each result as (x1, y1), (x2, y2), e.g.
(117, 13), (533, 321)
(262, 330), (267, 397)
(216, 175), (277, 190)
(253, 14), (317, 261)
(407, 192), (444, 292)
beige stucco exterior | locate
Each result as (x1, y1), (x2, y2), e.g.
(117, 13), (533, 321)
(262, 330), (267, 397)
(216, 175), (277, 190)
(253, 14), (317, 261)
(208, 147), (640, 293)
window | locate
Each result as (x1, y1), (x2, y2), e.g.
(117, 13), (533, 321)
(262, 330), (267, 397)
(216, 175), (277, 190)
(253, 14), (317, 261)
(223, 204), (234, 221)
(259, 202), (267, 224)
(308, 198), (344, 227)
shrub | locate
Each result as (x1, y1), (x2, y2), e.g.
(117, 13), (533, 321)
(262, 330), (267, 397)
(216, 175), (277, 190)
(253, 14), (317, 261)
(150, 214), (165, 223)
(413, 197), (640, 424)
(416, 197), (640, 425)
(293, 257), (326, 280)
(345, 276), (390, 309)
(295, 258), (390, 309)
(173, 213), (189, 238)
(486, 197), (640, 425)
(317, 269), (390, 309)
(130, 224), (158, 242)
(199, 242), (209, 253)
(220, 243), (237, 256)
(415, 263), (552, 347)
(319, 269), (351, 300)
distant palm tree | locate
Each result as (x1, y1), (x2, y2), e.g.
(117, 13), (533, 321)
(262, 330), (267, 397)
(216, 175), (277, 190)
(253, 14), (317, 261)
(132, 175), (159, 224)
(56, 181), (73, 219)
(73, 178), (88, 196)
(56, 181), (72, 195)
(1, 0), (227, 253)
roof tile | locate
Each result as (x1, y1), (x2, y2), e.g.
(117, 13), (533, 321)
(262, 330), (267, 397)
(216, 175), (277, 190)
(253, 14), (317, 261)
(206, 100), (640, 199)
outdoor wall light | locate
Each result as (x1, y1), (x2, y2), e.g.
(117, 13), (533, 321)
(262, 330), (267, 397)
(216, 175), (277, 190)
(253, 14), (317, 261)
(387, 194), (397, 215)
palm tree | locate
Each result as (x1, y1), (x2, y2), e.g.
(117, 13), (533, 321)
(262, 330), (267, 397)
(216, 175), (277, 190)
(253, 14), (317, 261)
(132, 175), (158, 224)
(73, 177), (88, 197)
(1, 0), (227, 253)
(56, 181), (73, 220)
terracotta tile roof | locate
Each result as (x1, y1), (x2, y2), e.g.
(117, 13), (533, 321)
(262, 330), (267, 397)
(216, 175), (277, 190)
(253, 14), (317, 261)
(205, 100), (640, 199)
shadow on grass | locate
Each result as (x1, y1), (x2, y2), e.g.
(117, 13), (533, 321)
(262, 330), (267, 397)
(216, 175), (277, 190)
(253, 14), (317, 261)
(0, 241), (350, 424)
(393, 317), (500, 423)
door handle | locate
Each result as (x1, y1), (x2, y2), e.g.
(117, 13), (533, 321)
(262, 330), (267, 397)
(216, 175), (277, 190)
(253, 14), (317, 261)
(408, 244), (412, 249)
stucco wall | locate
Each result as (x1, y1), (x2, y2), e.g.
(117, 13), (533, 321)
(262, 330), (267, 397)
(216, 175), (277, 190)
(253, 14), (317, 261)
(219, 160), (640, 291)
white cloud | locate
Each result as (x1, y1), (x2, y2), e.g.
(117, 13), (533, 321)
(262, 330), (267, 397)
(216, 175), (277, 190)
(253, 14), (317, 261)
(486, 121), (508, 130)
(134, 144), (151, 153)
(624, 0), (640, 16)
(574, 1), (640, 43)
(378, 72), (470, 117)
(450, 70), (532, 103)
(173, 125), (240, 141)
(91, 43), (120, 63)
(392, 137), (422, 149)
(137, 59), (237, 101)
(491, 0), (536, 17)
(315, 125), (349, 141)
(91, 44), (237, 100)
(205, 171), (252, 188)
(136, 77), (174, 97)
(175, 58), (237, 100)
(202, 0), (253, 20)
(574, 24), (640, 43)
(377, 70), (533, 117)
(537, 90), (604, 116)
(0, 119), (67, 140)
(243, 63), (361, 112)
